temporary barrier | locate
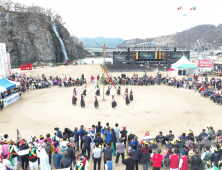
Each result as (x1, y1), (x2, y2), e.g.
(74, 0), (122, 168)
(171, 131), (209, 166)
(20, 63), (32, 70)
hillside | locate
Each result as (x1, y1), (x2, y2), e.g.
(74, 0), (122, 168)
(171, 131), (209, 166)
(119, 24), (222, 47)
(0, 6), (85, 61)
(79, 37), (124, 48)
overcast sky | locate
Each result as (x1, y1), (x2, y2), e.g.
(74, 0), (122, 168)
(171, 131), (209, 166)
(17, 0), (222, 40)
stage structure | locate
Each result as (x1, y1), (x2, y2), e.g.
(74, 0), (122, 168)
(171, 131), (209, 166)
(114, 41), (190, 65)
(0, 43), (11, 79)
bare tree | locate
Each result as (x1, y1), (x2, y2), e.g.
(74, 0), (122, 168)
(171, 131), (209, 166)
(2, 0), (13, 11)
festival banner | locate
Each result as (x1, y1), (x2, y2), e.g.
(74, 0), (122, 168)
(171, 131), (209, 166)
(136, 51), (138, 59)
(3, 93), (19, 107)
(198, 60), (214, 67)
(6, 53), (11, 74)
(0, 43), (6, 54)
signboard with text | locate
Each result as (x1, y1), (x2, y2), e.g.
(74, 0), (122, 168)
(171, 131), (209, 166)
(198, 60), (214, 67)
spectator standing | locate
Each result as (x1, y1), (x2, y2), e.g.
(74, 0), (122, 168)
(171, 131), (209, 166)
(60, 151), (71, 169)
(124, 152), (135, 170)
(80, 125), (85, 150)
(93, 142), (102, 170)
(82, 131), (92, 160)
(102, 142), (113, 169)
(73, 127), (80, 151)
(53, 148), (63, 169)
(115, 138), (125, 166)
(152, 148), (163, 170)
(66, 142), (76, 169)
(170, 149), (179, 170)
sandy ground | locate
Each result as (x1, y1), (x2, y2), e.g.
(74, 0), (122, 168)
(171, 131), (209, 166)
(1, 64), (222, 170)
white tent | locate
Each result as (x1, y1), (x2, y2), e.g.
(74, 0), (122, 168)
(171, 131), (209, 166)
(198, 55), (204, 59)
(171, 56), (198, 77)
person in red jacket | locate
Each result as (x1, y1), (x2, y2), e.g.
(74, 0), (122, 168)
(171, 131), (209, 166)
(179, 152), (188, 170)
(151, 148), (163, 170)
(170, 148), (179, 170)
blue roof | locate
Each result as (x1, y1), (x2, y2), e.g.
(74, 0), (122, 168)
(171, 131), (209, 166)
(0, 78), (16, 90)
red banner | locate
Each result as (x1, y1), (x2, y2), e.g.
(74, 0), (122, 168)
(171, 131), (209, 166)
(198, 60), (214, 67)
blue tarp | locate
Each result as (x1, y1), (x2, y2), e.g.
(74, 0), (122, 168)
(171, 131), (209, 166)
(0, 78), (16, 90)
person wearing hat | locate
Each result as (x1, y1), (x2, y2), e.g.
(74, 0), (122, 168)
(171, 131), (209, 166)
(197, 129), (207, 142)
(66, 142), (76, 169)
(39, 134), (45, 145)
(2, 140), (9, 157)
(179, 151), (188, 170)
(53, 148), (63, 169)
(152, 148), (163, 170)
(60, 151), (71, 169)
(28, 143), (38, 170)
(120, 126), (127, 148)
(176, 138), (184, 150)
(186, 130), (194, 142)
(149, 140), (158, 150)
(40, 143), (51, 170)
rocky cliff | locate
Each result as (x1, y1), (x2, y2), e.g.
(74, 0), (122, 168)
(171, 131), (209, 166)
(0, 6), (85, 61)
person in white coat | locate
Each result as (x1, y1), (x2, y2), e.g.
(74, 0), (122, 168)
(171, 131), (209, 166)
(114, 123), (120, 143)
(3, 155), (14, 170)
(40, 143), (51, 170)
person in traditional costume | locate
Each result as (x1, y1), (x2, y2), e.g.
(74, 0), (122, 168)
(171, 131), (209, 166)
(94, 96), (99, 109)
(80, 95), (85, 108)
(106, 86), (112, 96)
(125, 88), (128, 95)
(130, 90), (133, 101)
(200, 146), (211, 170)
(125, 93), (130, 105)
(8, 140), (18, 170)
(96, 85), (100, 96)
(111, 95), (117, 108)
(18, 139), (29, 170)
(3, 154), (14, 170)
(82, 87), (87, 96)
(75, 147), (89, 170)
(72, 94), (77, 106)
(39, 135), (44, 145)
(2, 140), (9, 158)
(28, 143), (38, 170)
(40, 143), (51, 170)
(73, 88), (77, 95)
(117, 86), (121, 95)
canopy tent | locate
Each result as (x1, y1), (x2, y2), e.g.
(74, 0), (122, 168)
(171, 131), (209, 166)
(8, 80), (21, 87)
(0, 86), (5, 93)
(198, 56), (204, 59)
(171, 56), (198, 76)
(0, 78), (16, 91)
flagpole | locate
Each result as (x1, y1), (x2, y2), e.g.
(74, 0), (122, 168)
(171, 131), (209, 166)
(103, 44), (106, 101)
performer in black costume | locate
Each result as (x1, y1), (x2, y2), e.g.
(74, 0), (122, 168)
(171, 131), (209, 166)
(72, 94), (77, 106)
(117, 86), (121, 95)
(106, 86), (112, 96)
(95, 85), (100, 96)
(82, 87), (87, 96)
(124, 87), (128, 95)
(112, 95), (117, 108)
(130, 89), (133, 101)
(125, 93), (130, 105)
(94, 96), (99, 109)
(80, 94), (85, 108)
(73, 88), (77, 95)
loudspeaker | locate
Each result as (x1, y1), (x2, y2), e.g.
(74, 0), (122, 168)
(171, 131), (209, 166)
(183, 70), (186, 76)
(174, 47), (177, 52)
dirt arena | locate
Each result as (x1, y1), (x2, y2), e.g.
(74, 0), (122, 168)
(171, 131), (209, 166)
(1, 64), (221, 170)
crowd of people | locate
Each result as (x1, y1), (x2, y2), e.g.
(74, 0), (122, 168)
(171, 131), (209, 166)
(1, 122), (222, 170)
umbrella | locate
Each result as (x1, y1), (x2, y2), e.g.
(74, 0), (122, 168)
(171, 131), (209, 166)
(168, 68), (176, 71)
(73, 60), (77, 62)
(63, 60), (68, 62)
